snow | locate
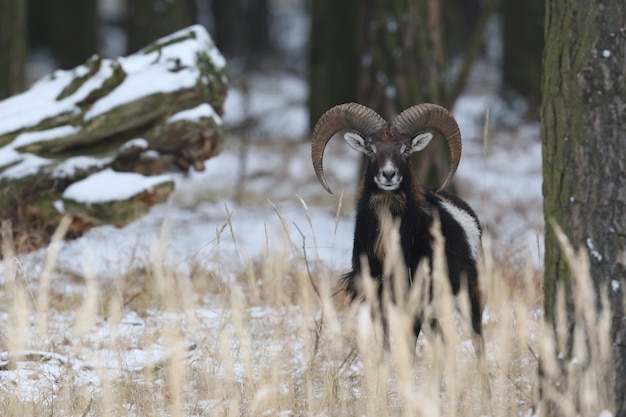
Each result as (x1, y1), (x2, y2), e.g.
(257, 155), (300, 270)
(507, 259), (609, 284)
(586, 237), (603, 262)
(45, 199), (353, 281)
(1, 65), (544, 278)
(85, 25), (224, 120)
(0, 150), (50, 179)
(62, 168), (174, 204)
(11, 125), (81, 148)
(10, 39), (200, 136)
(611, 280), (620, 292)
(52, 199), (65, 214)
(452, 98), (543, 263)
(0, 25), (225, 187)
(119, 137), (149, 152)
(0, 65), (99, 137)
(150, 24), (227, 71)
(223, 72), (309, 140)
(166, 102), (222, 125)
(0, 12), (547, 412)
(52, 155), (113, 178)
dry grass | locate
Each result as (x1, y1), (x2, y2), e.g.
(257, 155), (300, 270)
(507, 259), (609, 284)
(0, 205), (614, 417)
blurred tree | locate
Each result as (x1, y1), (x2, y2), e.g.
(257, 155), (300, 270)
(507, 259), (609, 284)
(0, 0), (26, 98)
(308, 0), (499, 186)
(308, 0), (360, 126)
(357, 0), (499, 115)
(49, 0), (99, 68)
(212, 0), (270, 59)
(501, 0), (544, 118)
(126, 0), (194, 54)
(441, 0), (481, 58)
(542, 1), (626, 416)
(27, 0), (49, 50)
(357, 0), (442, 120)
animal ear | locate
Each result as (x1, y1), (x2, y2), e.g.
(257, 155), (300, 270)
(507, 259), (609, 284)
(409, 132), (434, 153)
(343, 132), (368, 153)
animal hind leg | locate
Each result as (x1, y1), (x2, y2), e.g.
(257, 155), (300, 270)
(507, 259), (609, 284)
(469, 278), (491, 401)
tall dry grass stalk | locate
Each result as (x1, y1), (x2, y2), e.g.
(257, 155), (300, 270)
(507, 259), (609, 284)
(535, 222), (614, 416)
(0, 203), (614, 416)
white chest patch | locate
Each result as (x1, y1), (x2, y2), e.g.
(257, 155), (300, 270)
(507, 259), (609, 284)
(439, 200), (481, 260)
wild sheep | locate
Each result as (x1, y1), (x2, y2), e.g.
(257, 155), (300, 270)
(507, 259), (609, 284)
(310, 102), (483, 348)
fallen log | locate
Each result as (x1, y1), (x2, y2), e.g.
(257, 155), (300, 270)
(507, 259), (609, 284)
(0, 25), (227, 251)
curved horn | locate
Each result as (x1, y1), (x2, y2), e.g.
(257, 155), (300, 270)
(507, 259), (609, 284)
(311, 103), (385, 194)
(392, 103), (462, 191)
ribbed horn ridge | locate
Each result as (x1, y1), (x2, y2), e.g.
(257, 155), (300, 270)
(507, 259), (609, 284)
(392, 103), (462, 191)
(311, 103), (385, 194)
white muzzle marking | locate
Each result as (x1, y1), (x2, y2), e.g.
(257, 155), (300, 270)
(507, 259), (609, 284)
(375, 159), (402, 190)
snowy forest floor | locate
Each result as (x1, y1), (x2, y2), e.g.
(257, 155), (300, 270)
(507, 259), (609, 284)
(0, 67), (561, 416)
(1, 0), (616, 408)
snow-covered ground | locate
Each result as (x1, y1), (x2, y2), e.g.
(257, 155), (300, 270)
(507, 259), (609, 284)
(0, 69), (544, 412)
(5, 71), (543, 282)
(0, 7), (546, 413)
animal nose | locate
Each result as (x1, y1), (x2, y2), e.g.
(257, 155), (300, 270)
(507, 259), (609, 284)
(382, 169), (396, 181)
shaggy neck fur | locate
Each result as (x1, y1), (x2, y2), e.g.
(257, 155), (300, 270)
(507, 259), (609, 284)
(368, 192), (406, 262)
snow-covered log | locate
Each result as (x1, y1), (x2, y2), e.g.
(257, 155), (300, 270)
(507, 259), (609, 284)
(0, 25), (227, 249)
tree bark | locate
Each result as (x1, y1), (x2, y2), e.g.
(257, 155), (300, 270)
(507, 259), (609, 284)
(542, 1), (626, 415)
(0, 0), (26, 99)
(0, 25), (227, 252)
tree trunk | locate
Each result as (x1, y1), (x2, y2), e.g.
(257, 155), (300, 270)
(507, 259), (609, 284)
(48, 0), (99, 69)
(126, 0), (194, 54)
(441, 0), (482, 59)
(542, 1), (626, 415)
(308, 0), (360, 127)
(355, 0), (499, 187)
(308, 0), (498, 189)
(501, 0), (544, 118)
(211, 0), (271, 58)
(356, 0), (441, 119)
(0, 25), (227, 253)
(27, 0), (50, 51)
(355, 0), (445, 185)
(0, 0), (26, 98)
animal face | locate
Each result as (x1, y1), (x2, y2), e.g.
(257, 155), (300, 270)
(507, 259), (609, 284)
(344, 131), (434, 191)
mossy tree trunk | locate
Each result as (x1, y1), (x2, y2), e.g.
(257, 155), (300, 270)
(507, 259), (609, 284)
(0, 26), (227, 253)
(542, 1), (626, 415)
(0, 0), (26, 99)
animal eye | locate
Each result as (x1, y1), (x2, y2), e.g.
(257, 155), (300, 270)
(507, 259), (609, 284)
(365, 145), (375, 155)
(400, 144), (410, 155)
